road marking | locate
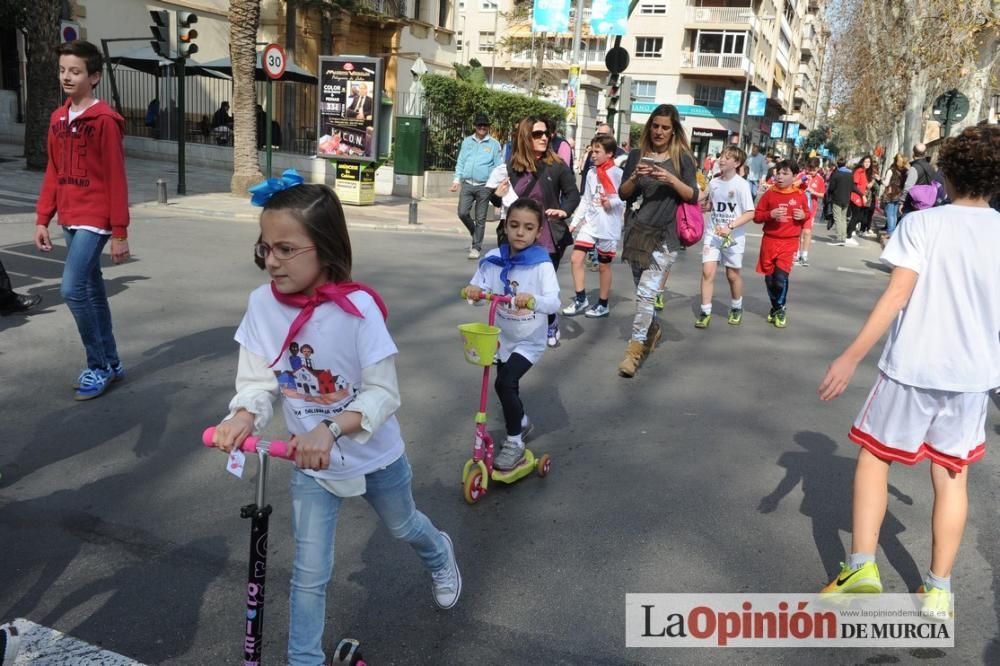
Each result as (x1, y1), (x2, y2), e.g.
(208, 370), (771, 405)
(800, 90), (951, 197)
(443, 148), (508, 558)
(10, 618), (146, 665)
(0, 198), (36, 207)
(836, 266), (882, 276)
(0, 189), (38, 202)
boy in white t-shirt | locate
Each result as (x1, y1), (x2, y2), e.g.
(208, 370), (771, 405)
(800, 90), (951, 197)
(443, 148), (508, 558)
(816, 125), (1000, 619)
(562, 135), (624, 319)
(696, 146), (755, 328)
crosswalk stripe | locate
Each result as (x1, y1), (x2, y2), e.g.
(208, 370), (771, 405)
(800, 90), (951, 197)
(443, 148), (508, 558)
(0, 189), (38, 203)
(10, 618), (146, 665)
(0, 198), (36, 207)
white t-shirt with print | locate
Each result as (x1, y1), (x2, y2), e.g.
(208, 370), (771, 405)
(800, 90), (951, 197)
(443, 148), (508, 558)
(469, 252), (560, 364)
(235, 284), (405, 480)
(878, 205), (1000, 392)
(706, 176), (753, 236)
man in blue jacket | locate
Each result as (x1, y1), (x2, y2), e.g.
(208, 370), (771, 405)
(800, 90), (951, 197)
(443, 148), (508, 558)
(450, 113), (503, 259)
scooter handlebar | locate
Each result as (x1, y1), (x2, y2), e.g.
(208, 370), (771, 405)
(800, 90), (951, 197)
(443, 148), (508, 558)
(459, 288), (535, 310)
(202, 426), (294, 460)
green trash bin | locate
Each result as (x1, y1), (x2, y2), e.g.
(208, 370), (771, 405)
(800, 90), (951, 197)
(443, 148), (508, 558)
(394, 116), (427, 176)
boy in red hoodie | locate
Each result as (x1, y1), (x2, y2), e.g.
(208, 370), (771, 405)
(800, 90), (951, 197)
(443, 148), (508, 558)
(754, 159), (810, 328)
(34, 40), (130, 400)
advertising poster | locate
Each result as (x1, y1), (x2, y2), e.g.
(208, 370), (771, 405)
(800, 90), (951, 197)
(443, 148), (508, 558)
(317, 55), (383, 163)
(566, 64), (580, 123)
(590, 0), (628, 36)
(532, 0), (570, 33)
(747, 91), (766, 116)
(770, 122), (784, 139)
(722, 89), (742, 114)
(785, 123), (799, 140)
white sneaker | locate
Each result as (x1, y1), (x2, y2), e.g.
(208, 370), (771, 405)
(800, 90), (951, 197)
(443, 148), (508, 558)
(546, 321), (560, 347)
(494, 438), (526, 470)
(431, 532), (461, 609)
(827, 240), (846, 246)
(467, 247), (481, 260)
(1, 622), (21, 665)
(561, 298), (589, 316)
(584, 303), (610, 318)
(844, 237), (860, 246)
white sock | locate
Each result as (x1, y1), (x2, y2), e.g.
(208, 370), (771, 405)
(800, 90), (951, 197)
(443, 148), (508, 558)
(521, 414), (530, 428)
(701, 303), (712, 315)
(506, 433), (523, 446)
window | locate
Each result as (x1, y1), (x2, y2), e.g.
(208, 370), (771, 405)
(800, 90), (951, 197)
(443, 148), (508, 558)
(458, 0), (465, 8)
(481, 0), (497, 9)
(439, 0), (448, 27)
(632, 80), (657, 104)
(635, 37), (663, 58)
(696, 31), (746, 55)
(779, 31), (791, 56)
(639, 2), (667, 14)
(783, 0), (796, 25)
(694, 84), (726, 108)
(413, 0), (421, 21)
(479, 31), (495, 52)
(457, 30), (463, 52)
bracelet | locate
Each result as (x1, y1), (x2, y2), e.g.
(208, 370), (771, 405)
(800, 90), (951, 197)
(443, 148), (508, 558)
(322, 418), (343, 440)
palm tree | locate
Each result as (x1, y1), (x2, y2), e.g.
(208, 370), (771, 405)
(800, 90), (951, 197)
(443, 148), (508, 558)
(229, 0), (263, 194)
(18, 0), (62, 170)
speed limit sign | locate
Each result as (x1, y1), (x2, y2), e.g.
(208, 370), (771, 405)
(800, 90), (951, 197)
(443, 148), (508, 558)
(263, 43), (286, 80)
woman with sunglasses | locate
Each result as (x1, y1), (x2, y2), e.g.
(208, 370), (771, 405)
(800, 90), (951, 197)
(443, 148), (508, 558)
(616, 104), (699, 378)
(490, 116), (580, 347)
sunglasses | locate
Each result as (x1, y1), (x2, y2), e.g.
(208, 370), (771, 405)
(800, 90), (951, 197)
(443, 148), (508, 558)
(531, 130), (548, 139)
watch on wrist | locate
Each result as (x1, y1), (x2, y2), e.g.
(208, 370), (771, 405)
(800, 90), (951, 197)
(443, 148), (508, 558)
(322, 419), (342, 440)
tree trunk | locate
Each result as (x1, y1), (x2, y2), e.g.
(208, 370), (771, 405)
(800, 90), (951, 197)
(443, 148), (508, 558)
(902, 68), (928, 153)
(230, 0), (263, 194)
(282, 0), (297, 152)
(23, 0), (62, 171)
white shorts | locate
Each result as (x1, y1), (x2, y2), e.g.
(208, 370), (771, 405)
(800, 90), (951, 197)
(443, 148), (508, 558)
(850, 373), (989, 472)
(701, 231), (745, 268)
(574, 228), (617, 257)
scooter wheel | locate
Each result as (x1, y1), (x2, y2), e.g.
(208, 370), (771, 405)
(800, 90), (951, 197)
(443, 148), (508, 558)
(536, 454), (552, 477)
(463, 467), (486, 504)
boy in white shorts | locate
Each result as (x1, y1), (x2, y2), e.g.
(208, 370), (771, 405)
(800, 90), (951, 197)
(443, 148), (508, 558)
(696, 146), (755, 328)
(816, 125), (1000, 618)
(562, 135), (624, 319)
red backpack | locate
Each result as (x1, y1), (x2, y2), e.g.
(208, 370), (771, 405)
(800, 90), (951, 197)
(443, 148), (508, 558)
(676, 202), (705, 247)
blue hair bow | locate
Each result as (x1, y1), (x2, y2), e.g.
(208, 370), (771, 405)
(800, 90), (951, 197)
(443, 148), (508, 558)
(249, 169), (305, 207)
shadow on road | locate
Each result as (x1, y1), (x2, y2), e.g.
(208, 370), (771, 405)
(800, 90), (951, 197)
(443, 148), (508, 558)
(758, 431), (921, 587)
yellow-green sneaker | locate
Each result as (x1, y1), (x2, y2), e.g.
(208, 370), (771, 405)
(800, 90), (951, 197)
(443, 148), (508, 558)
(654, 293), (664, 311)
(694, 312), (711, 328)
(917, 585), (953, 620)
(727, 308), (743, 325)
(820, 561), (882, 596)
(767, 310), (776, 323)
(773, 309), (788, 328)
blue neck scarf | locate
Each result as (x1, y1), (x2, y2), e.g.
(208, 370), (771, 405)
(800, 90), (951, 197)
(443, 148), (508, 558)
(480, 243), (551, 295)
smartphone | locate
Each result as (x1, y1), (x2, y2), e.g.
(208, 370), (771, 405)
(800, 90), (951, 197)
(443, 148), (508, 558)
(640, 156), (658, 164)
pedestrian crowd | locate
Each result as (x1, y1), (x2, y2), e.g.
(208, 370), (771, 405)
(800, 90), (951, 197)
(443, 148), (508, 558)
(2, 37), (999, 666)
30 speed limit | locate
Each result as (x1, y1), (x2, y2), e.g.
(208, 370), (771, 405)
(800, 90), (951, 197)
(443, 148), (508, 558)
(263, 43), (286, 80)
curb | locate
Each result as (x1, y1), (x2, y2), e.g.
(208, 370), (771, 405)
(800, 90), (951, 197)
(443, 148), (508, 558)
(139, 201), (467, 236)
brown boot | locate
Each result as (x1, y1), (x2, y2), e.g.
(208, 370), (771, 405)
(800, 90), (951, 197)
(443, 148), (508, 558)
(618, 341), (647, 378)
(644, 319), (663, 354)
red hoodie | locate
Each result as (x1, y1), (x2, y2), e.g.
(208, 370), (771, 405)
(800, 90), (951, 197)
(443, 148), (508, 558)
(754, 186), (810, 239)
(36, 98), (130, 238)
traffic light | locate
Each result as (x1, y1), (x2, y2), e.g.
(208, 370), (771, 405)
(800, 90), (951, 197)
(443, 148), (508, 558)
(606, 73), (621, 127)
(149, 10), (171, 58)
(176, 11), (198, 59)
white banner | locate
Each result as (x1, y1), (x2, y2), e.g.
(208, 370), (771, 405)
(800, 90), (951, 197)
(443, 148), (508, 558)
(626, 594), (954, 648)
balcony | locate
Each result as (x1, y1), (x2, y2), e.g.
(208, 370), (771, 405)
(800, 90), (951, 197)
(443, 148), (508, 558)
(684, 4), (754, 27)
(680, 51), (750, 76)
(362, 0), (406, 18)
(800, 33), (814, 55)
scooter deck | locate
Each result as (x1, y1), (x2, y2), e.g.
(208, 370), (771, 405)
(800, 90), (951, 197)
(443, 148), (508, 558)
(490, 448), (538, 484)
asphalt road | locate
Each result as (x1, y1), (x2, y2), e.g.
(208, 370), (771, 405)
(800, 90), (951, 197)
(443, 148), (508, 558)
(2, 207), (998, 665)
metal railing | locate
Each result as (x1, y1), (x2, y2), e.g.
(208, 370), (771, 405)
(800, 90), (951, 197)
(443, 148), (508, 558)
(359, 0), (406, 18)
(97, 67), (319, 155)
(681, 52), (748, 70)
(685, 5), (753, 24)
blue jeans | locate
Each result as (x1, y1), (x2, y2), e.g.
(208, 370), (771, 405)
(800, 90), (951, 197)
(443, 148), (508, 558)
(288, 454), (448, 665)
(61, 229), (119, 371)
(884, 201), (900, 235)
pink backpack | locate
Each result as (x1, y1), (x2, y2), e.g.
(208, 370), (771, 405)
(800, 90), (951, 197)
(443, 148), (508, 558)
(676, 202), (705, 247)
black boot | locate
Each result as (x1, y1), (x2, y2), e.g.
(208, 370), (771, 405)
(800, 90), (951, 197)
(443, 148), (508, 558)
(0, 293), (42, 316)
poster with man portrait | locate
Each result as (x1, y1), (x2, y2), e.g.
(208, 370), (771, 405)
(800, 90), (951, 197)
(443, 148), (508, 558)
(317, 55), (383, 163)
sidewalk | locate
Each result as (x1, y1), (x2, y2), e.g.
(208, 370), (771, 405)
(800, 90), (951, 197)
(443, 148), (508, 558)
(0, 143), (468, 235)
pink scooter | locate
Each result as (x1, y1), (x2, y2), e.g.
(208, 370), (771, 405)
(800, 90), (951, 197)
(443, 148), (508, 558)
(202, 427), (367, 666)
(458, 290), (551, 505)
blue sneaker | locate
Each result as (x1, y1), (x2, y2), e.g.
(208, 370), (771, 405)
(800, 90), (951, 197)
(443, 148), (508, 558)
(74, 361), (124, 389)
(74, 367), (114, 401)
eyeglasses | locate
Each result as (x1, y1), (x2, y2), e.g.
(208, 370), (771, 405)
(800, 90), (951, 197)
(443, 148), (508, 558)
(254, 242), (316, 261)
(531, 130), (548, 139)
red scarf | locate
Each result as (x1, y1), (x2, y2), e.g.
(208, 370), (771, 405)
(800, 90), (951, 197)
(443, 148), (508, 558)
(268, 281), (388, 367)
(595, 159), (617, 196)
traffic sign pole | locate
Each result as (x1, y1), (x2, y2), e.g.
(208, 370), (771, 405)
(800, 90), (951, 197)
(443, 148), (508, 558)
(266, 80), (273, 178)
(262, 44), (287, 179)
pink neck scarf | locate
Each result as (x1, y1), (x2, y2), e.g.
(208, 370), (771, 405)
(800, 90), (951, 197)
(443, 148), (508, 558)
(268, 281), (388, 367)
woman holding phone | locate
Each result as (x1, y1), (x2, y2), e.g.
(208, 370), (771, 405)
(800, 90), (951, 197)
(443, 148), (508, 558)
(616, 104), (699, 378)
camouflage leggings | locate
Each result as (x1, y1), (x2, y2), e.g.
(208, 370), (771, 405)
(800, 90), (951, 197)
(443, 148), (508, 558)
(628, 244), (679, 342)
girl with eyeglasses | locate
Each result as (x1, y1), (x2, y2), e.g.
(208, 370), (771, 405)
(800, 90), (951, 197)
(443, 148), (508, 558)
(211, 175), (461, 665)
(616, 104), (699, 378)
(489, 116), (580, 347)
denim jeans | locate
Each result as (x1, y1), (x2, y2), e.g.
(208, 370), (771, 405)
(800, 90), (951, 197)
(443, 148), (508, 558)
(884, 201), (900, 235)
(287, 454), (449, 665)
(457, 182), (492, 250)
(61, 229), (119, 371)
